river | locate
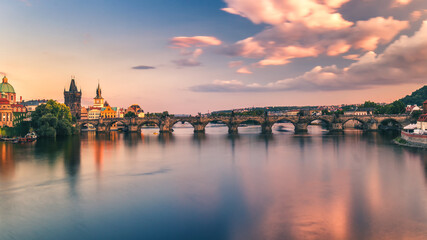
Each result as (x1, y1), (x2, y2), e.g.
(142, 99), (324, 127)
(0, 124), (426, 240)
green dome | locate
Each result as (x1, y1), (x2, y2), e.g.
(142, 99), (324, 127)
(0, 82), (15, 93)
(0, 76), (15, 94)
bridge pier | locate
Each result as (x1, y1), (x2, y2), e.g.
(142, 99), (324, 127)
(96, 124), (106, 132)
(294, 122), (308, 133)
(261, 122), (273, 134)
(228, 123), (239, 134)
(128, 124), (139, 132)
(365, 121), (378, 131)
(159, 124), (172, 133)
(193, 123), (206, 133)
(330, 122), (344, 132)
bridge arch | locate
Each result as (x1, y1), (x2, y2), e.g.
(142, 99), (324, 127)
(237, 119), (263, 127)
(170, 119), (196, 128)
(105, 120), (129, 132)
(235, 119), (264, 134)
(378, 118), (403, 130)
(271, 117), (297, 133)
(203, 119), (231, 134)
(342, 118), (368, 130)
(302, 118), (331, 133)
(308, 118), (330, 127)
(205, 118), (231, 128)
(170, 120), (198, 133)
(272, 117), (297, 125)
(79, 122), (97, 131)
(137, 120), (160, 133)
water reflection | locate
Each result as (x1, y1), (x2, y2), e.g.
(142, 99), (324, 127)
(0, 127), (426, 240)
(0, 143), (15, 180)
(63, 136), (81, 197)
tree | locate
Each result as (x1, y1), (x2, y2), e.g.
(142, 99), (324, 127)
(399, 85), (427, 106)
(31, 100), (75, 137)
(410, 110), (423, 122)
(124, 111), (137, 118)
(360, 101), (379, 108)
(387, 100), (405, 114)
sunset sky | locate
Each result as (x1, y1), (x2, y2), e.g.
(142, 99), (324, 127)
(0, 0), (426, 114)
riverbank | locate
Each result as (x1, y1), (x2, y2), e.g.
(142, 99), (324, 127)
(393, 136), (427, 149)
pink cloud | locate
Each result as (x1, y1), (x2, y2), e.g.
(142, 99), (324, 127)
(169, 36), (219, 67)
(226, 16), (408, 66)
(410, 9), (427, 22)
(342, 54), (360, 60)
(223, 0), (352, 30)
(327, 41), (351, 56)
(191, 21), (427, 92)
(221, 1), (409, 68)
(236, 67), (253, 74)
(172, 49), (203, 68)
(228, 61), (244, 68)
(221, 7), (242, 16)
(351, 17), (409, 51)
(391, 0), (411, 7)
(169, 36), (222, 48)
(257, 46), (321, 66)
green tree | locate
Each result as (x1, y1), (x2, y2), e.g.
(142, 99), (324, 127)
(360, 101), (379, 108)
(386, 100), (405, 114)
(410, 110), (423, 122)
(31, 100), (75, 137)
(124, 111), (137, 118)
(399, 85), (427, 106)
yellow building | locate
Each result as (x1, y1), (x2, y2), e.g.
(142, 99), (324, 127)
(101, 102), (117, 118)
(0, 98), (13, 127)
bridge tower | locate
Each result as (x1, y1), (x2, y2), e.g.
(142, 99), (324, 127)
(64, 78), (82, 119)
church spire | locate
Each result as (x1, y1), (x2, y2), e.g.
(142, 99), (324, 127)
(95, 82), (102, 99)
(69, 78), (78, 92)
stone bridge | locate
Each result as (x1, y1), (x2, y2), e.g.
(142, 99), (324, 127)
(77, 114), (411, 134)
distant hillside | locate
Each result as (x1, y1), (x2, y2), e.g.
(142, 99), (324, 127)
(399, 85), (427, 106)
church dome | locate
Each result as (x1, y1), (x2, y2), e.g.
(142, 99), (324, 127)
(0, 76), (15, 94)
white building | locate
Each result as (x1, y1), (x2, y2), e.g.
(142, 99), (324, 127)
(88, 108), (101, 120)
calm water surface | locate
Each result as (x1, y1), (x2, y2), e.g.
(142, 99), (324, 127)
(0, 125), (426, 240)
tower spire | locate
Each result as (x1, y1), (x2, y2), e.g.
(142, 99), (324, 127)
(95, 80), (102, 99)
(69, 77), (78, 92)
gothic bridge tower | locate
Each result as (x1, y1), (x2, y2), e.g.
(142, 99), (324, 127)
(64, 78), (82, 119)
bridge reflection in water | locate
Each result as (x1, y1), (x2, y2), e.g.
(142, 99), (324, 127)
(77, 114), (410, 134)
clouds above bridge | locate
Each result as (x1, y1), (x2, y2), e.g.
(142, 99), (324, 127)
(220, 0), (410, 74)
(169, 36), (221, 67)
(191, 21), (427, 92)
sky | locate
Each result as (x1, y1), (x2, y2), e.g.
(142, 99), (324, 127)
(0, 0), (426, 114)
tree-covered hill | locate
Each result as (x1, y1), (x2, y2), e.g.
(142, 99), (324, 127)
(399, 85), (427, 106)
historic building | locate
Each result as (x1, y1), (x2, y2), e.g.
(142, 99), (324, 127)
(0, 76), (27, 127)
(94, 83), (104, 108)
(0, 76), (16, 104)
(101, 102), (118, 118)
(0, 98), (13, 127)
(88, 83), (105, 120)
(21, 99), (48, 113)
(416, 100), (427, 131)
(64, 78), (82, 119)
(88, 107), (101, 120)
(80, 107), (88, 120)
(125, 104), (145, 118)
